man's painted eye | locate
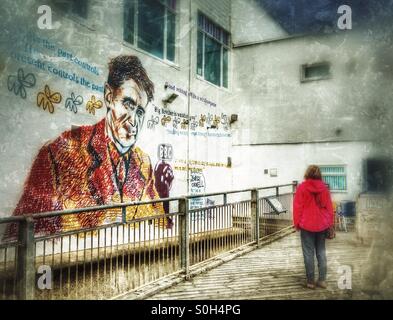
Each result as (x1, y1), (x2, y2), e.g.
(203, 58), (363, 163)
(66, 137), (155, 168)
(123, 99), (136, 110)
(136, 107), (145, 117)
(124, 101), (132, 108)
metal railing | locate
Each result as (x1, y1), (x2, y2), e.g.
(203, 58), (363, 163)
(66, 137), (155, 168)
(0, 182), (297, 300)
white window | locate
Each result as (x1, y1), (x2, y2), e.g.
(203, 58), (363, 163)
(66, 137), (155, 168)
(197, 12), (230, 88)
(320, 166), (347, 191)
(124, 0), (177, 62)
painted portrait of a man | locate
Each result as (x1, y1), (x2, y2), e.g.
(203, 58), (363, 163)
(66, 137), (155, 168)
(6, 55), (168, 237)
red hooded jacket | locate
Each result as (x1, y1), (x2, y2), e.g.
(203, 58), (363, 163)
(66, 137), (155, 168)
(293, 179), (334, 232)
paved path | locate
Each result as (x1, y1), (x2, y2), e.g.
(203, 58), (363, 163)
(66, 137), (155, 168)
(149, 232), (370, 300)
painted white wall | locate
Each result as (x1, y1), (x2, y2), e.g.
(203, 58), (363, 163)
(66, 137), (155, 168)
(232, 141), (379, 203)
(231, 0), (288, 45)
(0, 0), (234, 218)
(228, 9), (393, 205)
(0, 0), (391, 221)
(231, 30), (393, 145)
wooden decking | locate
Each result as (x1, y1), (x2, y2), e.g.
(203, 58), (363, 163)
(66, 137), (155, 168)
(148, 231), (371, 300)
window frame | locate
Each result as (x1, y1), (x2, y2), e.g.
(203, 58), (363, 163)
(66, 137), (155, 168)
(123, 0), (179, 64)
(53, 0), (92, 28)
(300, 62), (331, 83)
(319, 165), (348, 192)
(196, 11), (231, 89)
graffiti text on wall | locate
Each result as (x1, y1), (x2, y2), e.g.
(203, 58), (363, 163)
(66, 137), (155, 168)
(168, 129), (231, 138)
(149, 105), (231, 137)
(8, 30), (103, 93)
(176, 159), (230, 169)
(158, 144), (173, 161)
(165, 82), (217, 108)
(190, 171), (206, 210)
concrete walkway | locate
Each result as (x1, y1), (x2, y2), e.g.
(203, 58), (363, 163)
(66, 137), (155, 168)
(148, 232), (370, 300)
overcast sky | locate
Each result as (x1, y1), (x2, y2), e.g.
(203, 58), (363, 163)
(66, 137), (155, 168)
(257, 0), (393, 34)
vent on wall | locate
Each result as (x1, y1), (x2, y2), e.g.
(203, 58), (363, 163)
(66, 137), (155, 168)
(301, 62), (331, 82)
(269, 168), (278, 177)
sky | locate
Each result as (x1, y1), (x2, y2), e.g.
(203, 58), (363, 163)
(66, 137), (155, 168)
(257, 0), (393, 35)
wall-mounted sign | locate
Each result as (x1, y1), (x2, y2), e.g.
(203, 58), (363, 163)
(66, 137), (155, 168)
(269, 168), (278, 177)
(158, 144), (173, 161)
(265, 197), (286, 215)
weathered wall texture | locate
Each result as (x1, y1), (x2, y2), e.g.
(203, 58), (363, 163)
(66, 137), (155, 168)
(229, 4), (393, 201)
(232, 30), (393, 145)
(0, 0), (233, 225)
(0, 0), (392, 220)
(195, 0), (231, 30)
(231, 0), (288, 45)
(232, 141), (379, 202)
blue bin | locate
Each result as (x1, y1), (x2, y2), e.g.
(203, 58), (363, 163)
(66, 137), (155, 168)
(340, 201), (356, 217)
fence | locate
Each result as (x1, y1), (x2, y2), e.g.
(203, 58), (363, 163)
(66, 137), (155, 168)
(0, 182), (297, 300)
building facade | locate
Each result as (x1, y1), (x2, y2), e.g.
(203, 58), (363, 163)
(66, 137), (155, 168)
(0, 0), (391, 223)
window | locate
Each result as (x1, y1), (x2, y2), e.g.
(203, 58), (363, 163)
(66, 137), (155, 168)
(197, 13), (230, 88)
(364, 158), (393, 193)
(124, 0), (177, 62)
(301, 62), (331, 82)
(320, 166), (347, 191)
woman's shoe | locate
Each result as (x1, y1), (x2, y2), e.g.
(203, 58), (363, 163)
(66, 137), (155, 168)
(306, 282), (316, 289)
(316, 281), (327, 289)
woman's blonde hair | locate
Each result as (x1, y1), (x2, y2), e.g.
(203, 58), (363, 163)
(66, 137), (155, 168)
(304, 165), (322, 180)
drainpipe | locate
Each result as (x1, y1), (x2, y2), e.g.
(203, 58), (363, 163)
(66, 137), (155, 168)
(186, 0), (193, 197)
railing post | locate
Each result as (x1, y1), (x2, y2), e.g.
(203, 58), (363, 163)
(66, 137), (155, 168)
(275, 186), (279, 197)
(223, 193), (227, 205)
(179, 197), (190, 277)
(251, 189), (260, 247)
(292, 180), (298, 194)
(122, 206), (127, 224)
(17, 216), (35, 300)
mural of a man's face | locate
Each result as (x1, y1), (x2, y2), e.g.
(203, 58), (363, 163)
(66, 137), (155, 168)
(105, 79), (148, 153)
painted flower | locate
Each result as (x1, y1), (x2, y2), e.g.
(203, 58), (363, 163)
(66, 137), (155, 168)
(147, 115), (159, 129)
(181, 119), (189, 130)
(161, 115), (171, 127)
(172, 117), (181, 129)
(221, 113), (229, 131)
(213, 115), (221, 128)
(7, 68), (36, 99)
(37, 85), (62, 114)
(190, 120), (198, 131)
(65, 92), (83, 114)
(199, 115), (206, 127)
(86, 95), (103, 115)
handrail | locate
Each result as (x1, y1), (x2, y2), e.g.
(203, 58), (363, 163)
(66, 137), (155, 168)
(185, 183), (294, 199)
(0, 183), (297, 224)
(0, 181), (297, 300)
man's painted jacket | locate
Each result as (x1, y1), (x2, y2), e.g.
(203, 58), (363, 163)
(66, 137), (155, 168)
(7, 119), (164, 236)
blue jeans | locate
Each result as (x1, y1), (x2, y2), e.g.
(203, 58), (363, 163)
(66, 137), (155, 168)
(300, 229), (327, 283)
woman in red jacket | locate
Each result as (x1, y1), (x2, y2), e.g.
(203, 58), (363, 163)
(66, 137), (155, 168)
(293, 165), (334, 289)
